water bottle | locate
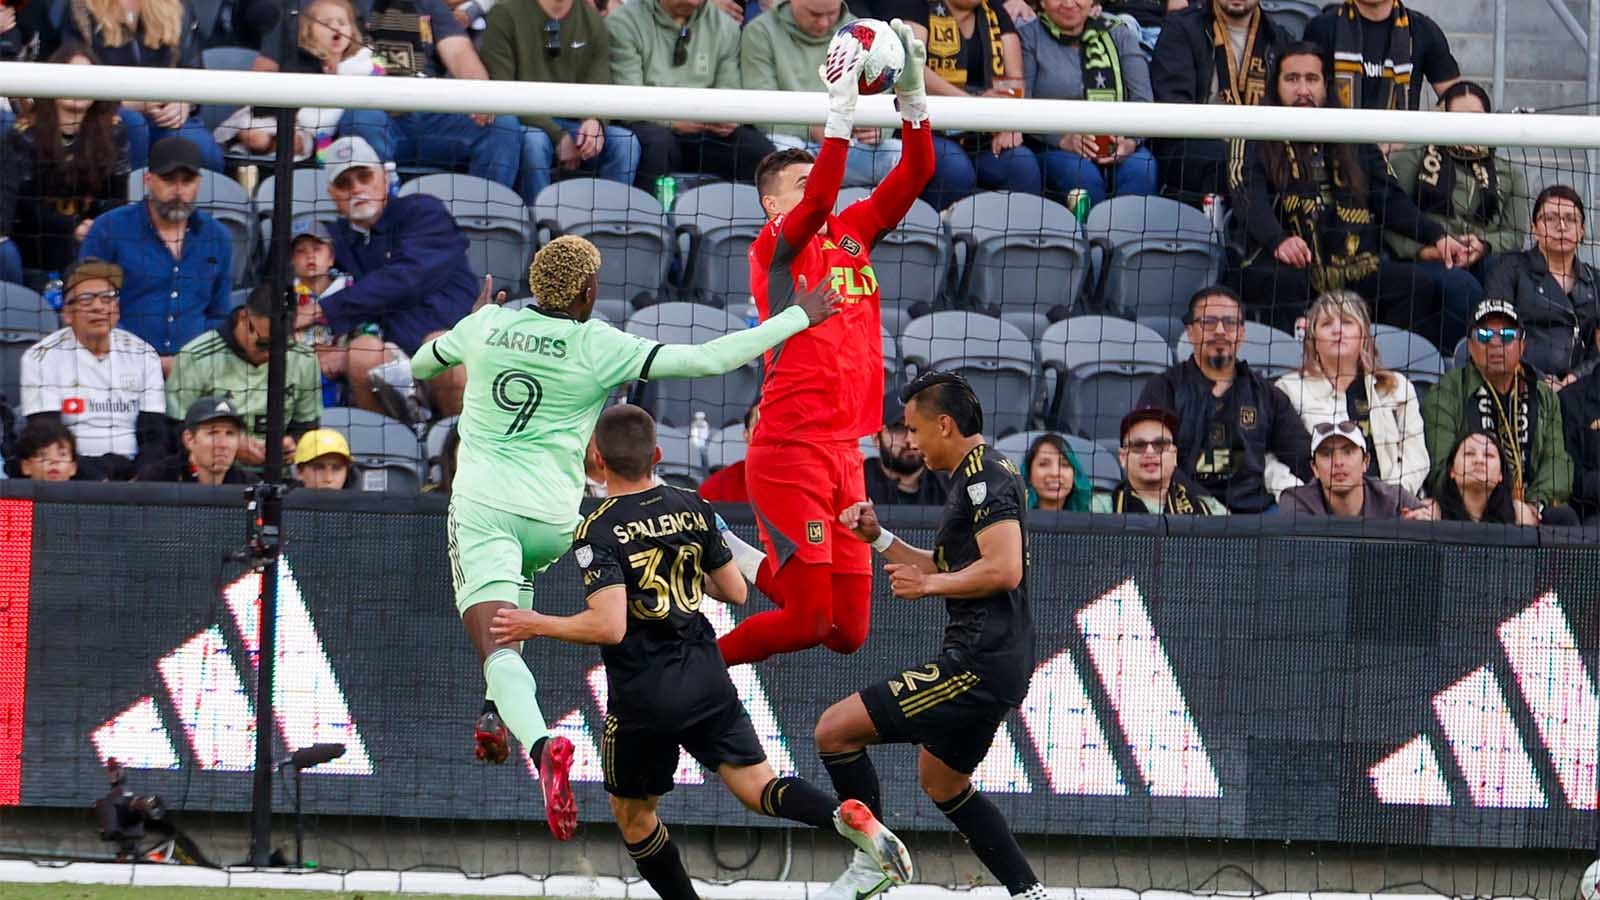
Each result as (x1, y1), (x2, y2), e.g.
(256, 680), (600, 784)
(744, 298), (760, 329)
(689, 410), (711, 470)
(42, 272), (64, 311)
(1202, 193), (1227, 236)
(654, 175), (677, 211)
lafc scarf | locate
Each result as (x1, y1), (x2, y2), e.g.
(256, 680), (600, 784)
(1108, 471), (1218, 514)
(1415, 144), (1501, 223)
(1278, 143), (1379, 292)
(1041, 14), (1124, 102)
(1210, 0), (1270, 106)
(927, 0), (1004, 89)
(1332, 0), (1414, 110)
(1466, 368), (1536, 500)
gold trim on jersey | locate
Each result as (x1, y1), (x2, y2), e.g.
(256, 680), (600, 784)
(576, 498), (620, 541)
(602, 714), (620, 786)
(961, 445), (987, 479)
(898, 671), (980, 717)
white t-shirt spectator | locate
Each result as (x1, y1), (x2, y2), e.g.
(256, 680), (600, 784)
(20, 327), (166, 458)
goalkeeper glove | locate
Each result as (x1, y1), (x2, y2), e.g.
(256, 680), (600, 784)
(818, 32), (863, 140)
(890, 18), (929, 126)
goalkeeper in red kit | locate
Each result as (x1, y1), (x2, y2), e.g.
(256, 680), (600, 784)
(716, 19), (934, 667)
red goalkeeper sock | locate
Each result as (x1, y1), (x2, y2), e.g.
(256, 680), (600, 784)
(821, 573), (871, 654)
(718, 561), (832, 665)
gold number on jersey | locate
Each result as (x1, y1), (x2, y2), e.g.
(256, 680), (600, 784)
(627, 544), (705, 619)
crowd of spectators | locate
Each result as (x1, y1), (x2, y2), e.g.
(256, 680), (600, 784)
(1, 0), (1599, 529)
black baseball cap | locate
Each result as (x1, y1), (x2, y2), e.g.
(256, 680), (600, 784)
(882, 393), (906, 429)
(149, 136), (203, 177)
(184, 396), (245, 431)
(1120, 406), (1179, 442)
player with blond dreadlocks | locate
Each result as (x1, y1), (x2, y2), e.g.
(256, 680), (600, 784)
(411, 235), (842, 840)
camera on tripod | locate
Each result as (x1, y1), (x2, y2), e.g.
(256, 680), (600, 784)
(92, 758), (209, 865)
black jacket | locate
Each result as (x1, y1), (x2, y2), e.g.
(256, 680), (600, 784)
(1136, 358), (1311, 513)
(1484, 248), (1600, 379)
(1560, 367), (1600, 520)
(136, 454), (259, 485)
(1150, 3), (1291, 105)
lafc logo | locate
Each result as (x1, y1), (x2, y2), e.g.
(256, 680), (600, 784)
(806, 521), (825, 544)
(839, 236), (862, 256)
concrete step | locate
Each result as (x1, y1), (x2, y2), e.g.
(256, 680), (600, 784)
(1451, 33), (1591, 82)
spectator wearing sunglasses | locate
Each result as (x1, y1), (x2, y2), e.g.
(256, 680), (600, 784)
(1480, 185), (1600, 386)
(608, 0), (776, 189)
(1280, 418), (1423, 518)
(1137, 285), (1311, 513)
(479, 0), (641, 204)
(1091, 406), (1227, 515)
(19, 259), (168, 480)
(1423, 299), (1576, 524)
(166, 284), (323, 470)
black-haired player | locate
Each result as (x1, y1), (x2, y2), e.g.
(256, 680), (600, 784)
(490, 404), (912, 900)
(817, 371), (1045, 900)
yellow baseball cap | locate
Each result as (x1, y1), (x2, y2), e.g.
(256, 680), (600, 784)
(294, 428), (352, 466)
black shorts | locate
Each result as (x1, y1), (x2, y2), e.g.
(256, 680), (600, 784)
(859, 654), (1014, 775)
(601, 700), (767, 799)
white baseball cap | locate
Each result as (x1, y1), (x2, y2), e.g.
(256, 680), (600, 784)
(1310, 419), (1367, 454)
(323, 136), (384, 184)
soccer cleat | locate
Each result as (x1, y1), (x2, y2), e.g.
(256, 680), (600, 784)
(817, 849), (894, 900)
(834, 799), (913, 885)
(474, 711), (511, 764)
(537, 735), (579, 841)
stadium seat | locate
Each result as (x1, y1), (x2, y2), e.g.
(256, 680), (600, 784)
(533, 178), (672, 306)
(255, 169), (337, 249)
(1039, 316), (1173, 442)
(1452, 336), (1470, 369)
(1084, 195), (1223, 320)
(882, 324), (900, 386)
(899, 311), (1036, 437)
(424, 414), (458, 483)
(1180, 321), (1301, 380)
(1259, 0), (1320, 38)
(317, 407), (423, 492)
(0, 285), (58, 421)
(199, 46), (265, 140)
(672, 182), (766, 307)
(623, 303), (759, 429)
(946, 191), (1090, 321)
(656, 424), (701, 487)
(706, 423), (747, 469)
(1372, 325), (1446, 394)
(399, 173), (532, 290)
(1001, 311), (1052, 341)
(992, 430), (1121, 494)
(128, 167), (255, 287)
(835, 187), (950, 312)
(1138, 314), (1188, 348)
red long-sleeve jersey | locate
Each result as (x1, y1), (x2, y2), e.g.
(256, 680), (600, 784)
(747, 123), (935, 447)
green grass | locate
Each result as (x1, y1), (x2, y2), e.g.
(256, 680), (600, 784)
(0, 887), (545, 899)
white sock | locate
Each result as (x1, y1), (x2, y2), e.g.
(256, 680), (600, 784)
(721, 527), (766, 583)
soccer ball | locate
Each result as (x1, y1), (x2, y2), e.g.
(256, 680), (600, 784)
(830, 19), (905, 95)
(1581, 860), (1600, 900)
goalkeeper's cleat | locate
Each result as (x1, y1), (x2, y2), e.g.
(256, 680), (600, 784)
(817, 849), (895, 900)
(538, 735), (579, 841)
(834, 799), (913, 885)
(474, 711), (511, 765)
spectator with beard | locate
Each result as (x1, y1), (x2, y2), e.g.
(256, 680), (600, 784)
(1411, 430), (1538, 525)
(1023, 432), (1089, 512)
(1231, 43), (1468, 336)
(78, 137), (232, 370)
(1279, 419), (1423, 517)
(1092, 406), (1228, 514)
(699, 404), (756, 504)
(1137, 285), (1310, 513)
(863, 392), (949, 506)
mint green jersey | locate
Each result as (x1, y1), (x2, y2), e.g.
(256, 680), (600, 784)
(421, 305), (657, 528)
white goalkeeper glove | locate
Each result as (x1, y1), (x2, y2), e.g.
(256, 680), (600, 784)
(818, 33), (863, 141)
(890, 18), (929, 126)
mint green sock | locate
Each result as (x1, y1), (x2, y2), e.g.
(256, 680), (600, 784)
(483, 648), (551, 750)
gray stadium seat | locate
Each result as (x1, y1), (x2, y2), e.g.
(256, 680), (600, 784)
(882, 325), (900, 387)
(424, 414), (458, 482)
(992, 430), (1121, 495)
(316, 407), (423, 492)
(1138, 314), (1188, 348)
(1084, 195), (1223, 320)
(672, 182), (767, 307)
(899, 312), (1036, 437)
(255, 169), (337, 251)
(1453, 336), (1470, 369)
(128, 167), (255, 287)
(199, 46), (265, 138)
(0, 285), (58, 419)
(656, 424), (700, 487)
(534, 178), (672, 305)
(1373, 325), (1446, 394)
(623, 303), (760, 429)
(946, 191), (1090, 320)
(1039, 316), (1173, 442)
(1259, 0), (1320, 38)
(706, 423), (747, 469)
(399, 174), (532, 290)
(835, 187), (950, 311)
(1179, 321), (1301, 379)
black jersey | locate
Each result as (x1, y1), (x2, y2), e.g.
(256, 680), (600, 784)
(573, 485), (737, 728)
(935, 444), (1034, 701)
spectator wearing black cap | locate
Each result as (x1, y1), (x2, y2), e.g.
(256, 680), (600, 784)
(1136, 285), (1310, 513)
(1092, 406), (1227, 514)
(78, 136), (233, 367)
(1423, 298), (1575, 524)
(166, 284), (323, 468)
(20, 259), (168, 480)
(863, 392), (949, 506)
(9, 418), (82, 482)
(136, 396), (258, 484)
(1280, 418), (1423, 518)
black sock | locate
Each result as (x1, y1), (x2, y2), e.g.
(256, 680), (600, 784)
(935, 785), (1038, 895)
(820, 749), (882, 820)
(759, 776), (836, 829)
(529, 736), (549, 761)
(626, 822), (698, 900)
(481, 699), (499, 716)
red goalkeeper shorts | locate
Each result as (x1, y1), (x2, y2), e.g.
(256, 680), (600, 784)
(744, 441), (871, 576)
